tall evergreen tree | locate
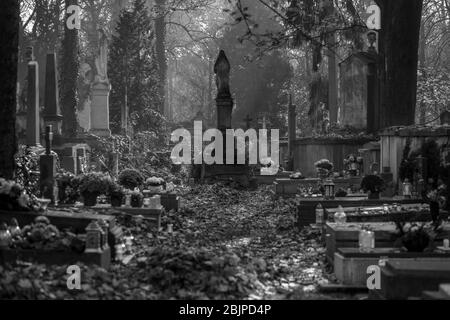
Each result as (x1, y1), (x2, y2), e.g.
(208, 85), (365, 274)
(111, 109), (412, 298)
(109, 0), (162, 134)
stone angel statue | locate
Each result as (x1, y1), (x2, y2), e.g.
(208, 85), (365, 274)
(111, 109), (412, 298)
(94, 28), (109, 84)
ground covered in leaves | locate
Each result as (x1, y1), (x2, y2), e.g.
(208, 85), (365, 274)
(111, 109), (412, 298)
(0, 184), (356, 300)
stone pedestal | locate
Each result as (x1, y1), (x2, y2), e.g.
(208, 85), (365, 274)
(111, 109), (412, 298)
(40, 154), (57, 203)
(90, 82), (111, 137)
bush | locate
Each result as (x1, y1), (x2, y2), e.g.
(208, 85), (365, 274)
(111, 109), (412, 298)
(361, 175), (385, 194)
(0, 179), (37, 212)
(335, 188), (348, 198)
(119, 169), (144, 190)
(314, 159), (334, 172)
(14, 146), (41, 196)
(79, 172), (112, 197)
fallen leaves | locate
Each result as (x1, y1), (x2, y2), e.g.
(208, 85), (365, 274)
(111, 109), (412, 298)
(0, 183), (345, 300)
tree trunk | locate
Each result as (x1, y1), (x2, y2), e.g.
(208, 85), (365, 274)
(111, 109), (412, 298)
(418, 19), (426, 124)
(60, 0), (80, 139)
(376, 0), (423, 129)
(155, 0), (167, 114)
(0, 0), (20, 179)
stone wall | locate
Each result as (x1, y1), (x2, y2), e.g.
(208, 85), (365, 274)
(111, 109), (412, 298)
(292, 137), (378, 177)
(380, 125), (450, 185)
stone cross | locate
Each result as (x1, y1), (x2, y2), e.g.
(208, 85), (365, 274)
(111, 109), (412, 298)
(26, 56), (40, 147)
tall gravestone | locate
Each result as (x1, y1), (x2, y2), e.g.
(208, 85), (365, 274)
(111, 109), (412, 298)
(201, 50), (250, 184)
(90, 28), (111, 137)
(43, 53), (63, 140)
(338, 51), (380, 134)
(26, 47), (41, 147)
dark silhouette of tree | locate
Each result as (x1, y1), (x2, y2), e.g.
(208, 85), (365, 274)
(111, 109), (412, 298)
(0, 0), (20, 179)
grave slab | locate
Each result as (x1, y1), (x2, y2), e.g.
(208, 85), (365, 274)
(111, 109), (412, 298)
(377, 260), (450, 300)
(325, 222), (450, 263)
(334, 248), (450, 286)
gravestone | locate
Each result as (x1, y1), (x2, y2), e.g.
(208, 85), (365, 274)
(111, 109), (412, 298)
(90, 29), (111, 137)
(90, 82), (112, 137)
(26, 54), (40, 147)
(201, 50), (250, 184)
(40, 125), (57, 203)
(338, 52), (379, 133)
(377, 260), (450, 300)
(43, 53), (63, 139)
(441, 110), (450, 125)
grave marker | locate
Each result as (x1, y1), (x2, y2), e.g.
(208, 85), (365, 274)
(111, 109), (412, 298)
(26, 52), (40, 147)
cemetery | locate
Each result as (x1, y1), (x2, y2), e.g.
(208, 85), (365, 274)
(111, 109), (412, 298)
(0, 0), (449, 302)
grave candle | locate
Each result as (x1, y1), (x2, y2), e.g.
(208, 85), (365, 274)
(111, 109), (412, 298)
(85, 221), (103, 253)
(444, 239), (450, 249)
(334, 206), (347, 224)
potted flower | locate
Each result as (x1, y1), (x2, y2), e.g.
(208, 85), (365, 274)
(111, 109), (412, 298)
(361, 175), (385, 199)
(394, 222), (441, 252)
(0, 179), (35, 212)
(56, 170), (75, 203)
(118, 169), (144, 190)
(79, 172), (111, 207)
(145, 177), (165, 193)
(344, 154), (363, 177)
(130, 191), (144, 208)
(109, 182), (124, 208)
(314, 159), (333, 179)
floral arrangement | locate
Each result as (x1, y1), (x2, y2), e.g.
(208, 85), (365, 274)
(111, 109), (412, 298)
(109, 182), (124, 207)
(315, 159), (334, 172)
(56, 170), (79, 204)
(361, 175), (385, 194)
(394, 221), (443, 252)
(344, 154), (363, 176)
(0, 179), (37, 212)
(130, 191), (144, 208)
(11, 216), (85, 253)
(146, 177), (165, 187)
(119, 169), (144, 190)
(79, 172), (112, 197)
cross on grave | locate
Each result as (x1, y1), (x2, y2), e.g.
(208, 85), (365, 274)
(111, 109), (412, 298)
(244, 114), (253, 130)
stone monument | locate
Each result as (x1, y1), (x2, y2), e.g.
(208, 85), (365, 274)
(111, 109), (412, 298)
(26, 47), (41, 147)
(201, 50), (251, 185)
(43, 53), (63, 140)
(90, 28), (111, 137)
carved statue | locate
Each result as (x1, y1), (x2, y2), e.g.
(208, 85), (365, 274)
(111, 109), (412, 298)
(214, 50), (231, 98)
(94, 28), (109, 84)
